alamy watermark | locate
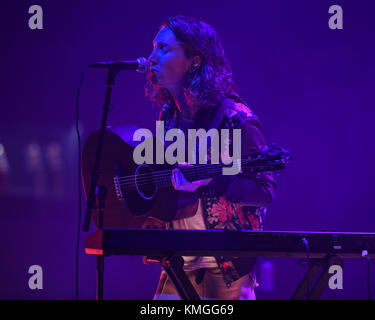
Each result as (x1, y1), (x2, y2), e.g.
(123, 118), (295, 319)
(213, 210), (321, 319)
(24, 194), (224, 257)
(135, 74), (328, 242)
(28, 5), (43, 30)
(132, 121), (242, 175)
(328, 5), (343, 30)
(27, 5), (343, 31)
(28, 265), (43, 290)
(328, 265), (343, 290)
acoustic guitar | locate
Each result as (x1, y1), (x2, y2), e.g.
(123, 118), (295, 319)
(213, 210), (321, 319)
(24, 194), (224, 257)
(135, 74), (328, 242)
(82, 125), (290, 229)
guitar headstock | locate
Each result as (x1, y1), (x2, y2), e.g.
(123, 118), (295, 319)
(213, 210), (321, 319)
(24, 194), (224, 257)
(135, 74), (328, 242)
(248, 144), (291, 160)
(243, 144), (292, 173)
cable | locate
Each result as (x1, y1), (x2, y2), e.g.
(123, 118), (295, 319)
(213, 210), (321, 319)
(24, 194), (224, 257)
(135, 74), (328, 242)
(362, 249), (373, 300)
(367, 255), (372, 300)
(75, 65), (89, 300)
(301, 237), (310, 299)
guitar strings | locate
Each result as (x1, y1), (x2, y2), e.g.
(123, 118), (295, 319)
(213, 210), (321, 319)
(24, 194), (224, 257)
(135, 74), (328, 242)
(118, 165), (225, 187)
(116, 165), (277, 191)
(116, 158), (270, 186)
(117, 163), (223, 184)
(116, 158), (260, 183)
(116, 163), (222, 182)
(115, 159), (254, 188)
(117, 165), (230, 189)
(116, 159), (278, 190)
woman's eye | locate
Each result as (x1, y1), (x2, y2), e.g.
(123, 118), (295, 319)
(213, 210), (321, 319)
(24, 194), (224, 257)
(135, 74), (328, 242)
(160, 45), (169, 52)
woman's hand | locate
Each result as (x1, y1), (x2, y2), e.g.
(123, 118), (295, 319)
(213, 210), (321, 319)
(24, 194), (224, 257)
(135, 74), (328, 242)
(171, 162), (213, 192)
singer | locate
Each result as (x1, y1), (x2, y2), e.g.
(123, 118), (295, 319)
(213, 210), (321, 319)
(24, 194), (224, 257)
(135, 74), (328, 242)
(145, 16), (277, 300)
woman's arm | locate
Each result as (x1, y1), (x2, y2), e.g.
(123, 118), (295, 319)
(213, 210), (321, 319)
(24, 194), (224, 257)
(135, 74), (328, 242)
(222, 117), (277, 207)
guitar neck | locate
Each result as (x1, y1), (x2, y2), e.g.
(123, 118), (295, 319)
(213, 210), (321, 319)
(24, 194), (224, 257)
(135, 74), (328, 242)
(153, 158), (280, 188)
(180, 162), (238, 182)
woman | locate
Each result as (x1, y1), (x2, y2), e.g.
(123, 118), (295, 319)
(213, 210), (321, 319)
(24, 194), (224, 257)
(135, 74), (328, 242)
(145, 16), (277, 300)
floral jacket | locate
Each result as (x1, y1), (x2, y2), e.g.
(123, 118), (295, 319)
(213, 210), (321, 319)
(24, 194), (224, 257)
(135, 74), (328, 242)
(159, 94), (277, 287)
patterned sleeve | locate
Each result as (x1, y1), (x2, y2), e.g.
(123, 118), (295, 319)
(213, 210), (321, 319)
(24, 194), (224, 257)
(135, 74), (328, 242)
(221, 107), (277, 207)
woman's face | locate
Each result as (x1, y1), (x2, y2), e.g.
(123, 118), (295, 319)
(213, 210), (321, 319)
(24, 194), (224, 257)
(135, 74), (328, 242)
(148, 27), (192, 93)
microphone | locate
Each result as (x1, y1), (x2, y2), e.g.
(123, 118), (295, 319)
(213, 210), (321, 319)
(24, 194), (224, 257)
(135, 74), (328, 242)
(89, 57), (150, 73)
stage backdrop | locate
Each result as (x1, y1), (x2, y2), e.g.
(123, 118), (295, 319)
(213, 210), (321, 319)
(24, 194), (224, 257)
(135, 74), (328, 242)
(0, 0), (374, 299)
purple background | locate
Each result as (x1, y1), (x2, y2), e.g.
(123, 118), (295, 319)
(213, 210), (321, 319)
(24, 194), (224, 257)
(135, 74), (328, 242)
(0, 0), (374, 299)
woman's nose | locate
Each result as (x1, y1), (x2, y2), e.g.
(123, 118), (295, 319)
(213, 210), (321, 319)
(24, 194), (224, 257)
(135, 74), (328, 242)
(148, 50), (158, 65)
(147, 48), (158, 66)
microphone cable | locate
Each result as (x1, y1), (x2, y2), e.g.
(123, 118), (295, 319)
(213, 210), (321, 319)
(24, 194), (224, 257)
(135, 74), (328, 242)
(362, 249), (373, 300)
(301, 237), (310, 299)
(75, 65), (89, 300)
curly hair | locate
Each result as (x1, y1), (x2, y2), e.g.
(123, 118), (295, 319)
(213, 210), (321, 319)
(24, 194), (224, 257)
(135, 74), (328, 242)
(145, 16), (238, 109)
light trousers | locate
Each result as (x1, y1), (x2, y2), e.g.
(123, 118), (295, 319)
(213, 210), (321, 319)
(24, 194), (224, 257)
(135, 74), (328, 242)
(154, 267), (256, 300)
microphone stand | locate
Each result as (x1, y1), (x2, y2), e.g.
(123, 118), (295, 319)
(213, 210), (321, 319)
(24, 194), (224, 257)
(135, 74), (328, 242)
(83, 67), (119, 300)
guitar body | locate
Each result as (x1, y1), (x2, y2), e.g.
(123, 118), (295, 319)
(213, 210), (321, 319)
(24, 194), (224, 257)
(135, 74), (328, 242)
(82, 126), (199, 229)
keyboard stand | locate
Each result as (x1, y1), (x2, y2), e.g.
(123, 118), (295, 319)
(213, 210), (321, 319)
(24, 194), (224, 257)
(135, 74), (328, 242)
(144, 255), (201, 300)
(291, 254), (343, 300)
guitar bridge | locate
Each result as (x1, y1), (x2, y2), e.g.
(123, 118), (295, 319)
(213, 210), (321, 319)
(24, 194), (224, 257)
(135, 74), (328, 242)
(113, 175), (124, 200)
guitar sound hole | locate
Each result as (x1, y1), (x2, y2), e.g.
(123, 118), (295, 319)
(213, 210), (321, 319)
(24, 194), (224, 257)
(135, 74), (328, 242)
(135, 164), (157, 200)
